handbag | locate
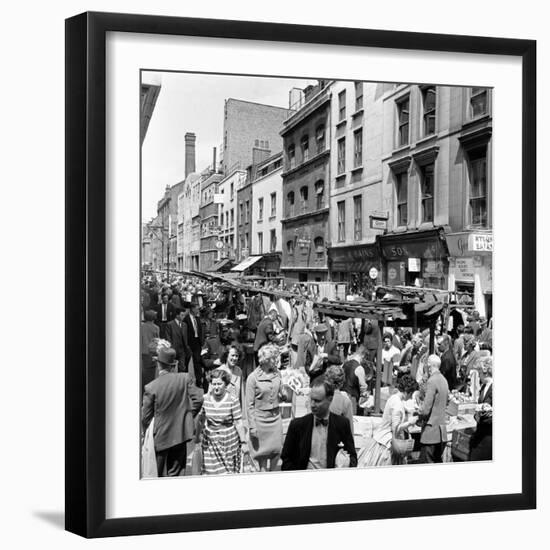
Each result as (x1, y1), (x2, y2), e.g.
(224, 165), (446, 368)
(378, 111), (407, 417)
(391, 411), (414, 457)
(191, 444), (203, 475)
(141, 418), (158, 478)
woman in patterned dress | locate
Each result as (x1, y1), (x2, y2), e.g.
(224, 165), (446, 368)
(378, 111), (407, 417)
(195, 369), (248, 475)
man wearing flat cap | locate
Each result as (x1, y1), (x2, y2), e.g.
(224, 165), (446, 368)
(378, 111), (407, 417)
(141, 347), (203, 477)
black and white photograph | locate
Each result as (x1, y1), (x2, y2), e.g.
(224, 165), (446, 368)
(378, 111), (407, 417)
(140, 72), (494, 478)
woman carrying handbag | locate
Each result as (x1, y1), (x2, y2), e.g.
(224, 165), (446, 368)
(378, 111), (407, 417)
(357, 374), (419, 467)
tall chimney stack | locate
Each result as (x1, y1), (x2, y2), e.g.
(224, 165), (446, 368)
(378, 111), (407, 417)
(184, 132), (196, 177)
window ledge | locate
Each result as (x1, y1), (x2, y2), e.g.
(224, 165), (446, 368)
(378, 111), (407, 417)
(351, 165), (363, 174)
(352, 108), (364, 118)
(269, 215), (276, 221)
(257, 219), (263, 223)
(415, 134), (437, 147)
(336, 119), (347, 129)
(392, 144), (411, 155)
(335, 173), (346, 180)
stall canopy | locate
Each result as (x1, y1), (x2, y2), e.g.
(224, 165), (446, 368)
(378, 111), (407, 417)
(230, 255), (263, 272)
(209, 258), (233, 273)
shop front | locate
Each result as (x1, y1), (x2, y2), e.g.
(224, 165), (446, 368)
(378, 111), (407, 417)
(446, 232), (493, 319)
(380, 228), (449, 290)
(328, 243), (382, 295)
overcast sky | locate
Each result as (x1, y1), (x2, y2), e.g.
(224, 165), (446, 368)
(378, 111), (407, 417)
(141, 71), (317, 222)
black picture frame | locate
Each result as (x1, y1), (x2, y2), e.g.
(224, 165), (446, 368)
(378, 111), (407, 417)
(65, 11), (536, 538)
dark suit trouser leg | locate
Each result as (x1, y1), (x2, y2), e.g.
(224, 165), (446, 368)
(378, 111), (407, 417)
(420, 442), (446, 463)
(156, 442), (187, 477)
(159, 322), (168, 340)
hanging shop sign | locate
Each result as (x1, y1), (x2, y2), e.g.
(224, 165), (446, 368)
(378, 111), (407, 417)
(370, 218), (387, 230)
(408, 258), (421, 272)
(454, 257), (475, 281)
(369, 267), (379, 279)
(469, 233), (493, 252)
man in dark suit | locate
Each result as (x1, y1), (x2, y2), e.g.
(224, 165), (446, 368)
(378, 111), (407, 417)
(361, 319), (381, 362)
(166, 308), (191, 373)
(141, 309), (159, 393)
(141, 347), (203, 476)
(281, 376), (357, 470)
(437, 334), (457, 390)
(419, 354), (449, 463)
(156, 293), (176, 339)
(183, 302), (205, 389)
(307, 324), (341, 381)
(470, 358), (493, 461)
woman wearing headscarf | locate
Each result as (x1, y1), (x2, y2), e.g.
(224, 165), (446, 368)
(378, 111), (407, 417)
(245, 343), (284, 471)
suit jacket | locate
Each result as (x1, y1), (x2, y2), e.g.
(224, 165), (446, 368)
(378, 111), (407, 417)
(440, 348), (457, 390)
(141, 321), (159, 355)
(183, 313), (204, 353)
(476, 382), (493, 435)
(141, 372), (203, 451)
(295, 332), (316, 370)
(281, 412), (358, 470)
(361, 320), (381, 351)
(156, 302), (176, 324)
(253, 317), (275, 351)
(419, 371), (449, 444)
(166, 319), (190, 364)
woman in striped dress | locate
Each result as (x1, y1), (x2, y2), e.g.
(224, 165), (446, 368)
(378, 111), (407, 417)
(196, 369), (248, 475)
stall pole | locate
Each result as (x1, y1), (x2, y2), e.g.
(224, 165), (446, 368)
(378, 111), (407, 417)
(374, 320), (384, 414)
(429, 322), (435, 354)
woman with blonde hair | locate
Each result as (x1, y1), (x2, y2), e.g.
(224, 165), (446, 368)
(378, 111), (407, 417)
(245, 343), (283, 471)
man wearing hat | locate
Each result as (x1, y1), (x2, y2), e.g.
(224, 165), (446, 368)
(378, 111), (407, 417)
(141, 347), (203, 477)
(307, 323), (341, 381)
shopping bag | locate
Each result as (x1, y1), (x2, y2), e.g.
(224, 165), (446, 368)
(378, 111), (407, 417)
(141, 418), (157, 478)
(191, 444), (203, 476)
(240, 451), (259, 474)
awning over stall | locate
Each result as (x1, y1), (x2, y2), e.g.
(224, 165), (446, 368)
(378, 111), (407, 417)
(230, 255), (263, 272)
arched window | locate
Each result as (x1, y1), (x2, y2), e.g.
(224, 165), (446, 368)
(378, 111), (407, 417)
(287, 191), (295, 217)
(315, 180), (325, 209)
(299, 186), (309, 213)
(314, 237), (325, 260)
(301, 135), (309, 162)
(316, 125), (326, 154)
(286, 240), (294, 255)
(287, 144), (296, 170)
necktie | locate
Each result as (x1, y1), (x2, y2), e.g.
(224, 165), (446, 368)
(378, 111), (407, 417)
(192, 316), (198, 337)
(162, 304), (166, 321)
(314, 417), (328, 427)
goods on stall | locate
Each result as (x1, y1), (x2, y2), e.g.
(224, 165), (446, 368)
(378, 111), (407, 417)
(446, 390), (477, 417)
(451, 427), (476, 461)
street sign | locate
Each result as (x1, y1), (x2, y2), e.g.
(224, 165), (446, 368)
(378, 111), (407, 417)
(369, 267), (379, 279)
(215, 240), (224, 249)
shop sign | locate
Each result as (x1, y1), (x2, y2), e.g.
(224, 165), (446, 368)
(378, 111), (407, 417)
(454, 257), (475, 281)
(371, 210), (389, 220)
(329, 244), (379, 272)
(296, 238), (311, 247)
(370, 218), (387, 230)
(469, 233), (493, 252)
(408, 258), (421, 272)
(381, 240), (443, 260)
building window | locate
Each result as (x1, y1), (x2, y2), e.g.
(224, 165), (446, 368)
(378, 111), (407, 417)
(286, 240), (294, 255)
(288, 144), (296, 170)
(245, 200), (250, 223)
(316, 125), (326, 154)
(258, 232), (263, 254)
(468, 148), (488, 227)
(353, 195), (362, 240)
(301, 135), (309, 162)
(230, 208), (234, 227)
(270, 229), (277, 252)
(239, 203), (243, 225)
(422, 86), (436, 136)
(338, 90), (346, 121)
(258, 197), (264, 220)
(420, 163), (435, 222)
(244, 232), (249, 250)
(287, 191), (295, 217)
(354, 129), (363, 167)
(396, 96), (410, 147)
(395, 172), (408, 226)
(314, 237), (325, 260)
(315, 180), (325, 210)
(470, 87), (488, 118)
(299, 186), (308, 213)
(270, 192), (276, 216)
(337, 137), (346, 174)
(230, 182), (234, 200)
(337, 201), (346, 241)
(355, 81), (363, 111)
